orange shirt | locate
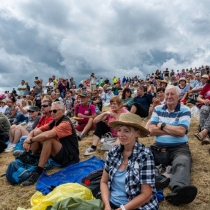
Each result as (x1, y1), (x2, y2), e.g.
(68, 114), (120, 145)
(39, 121), (72, 140)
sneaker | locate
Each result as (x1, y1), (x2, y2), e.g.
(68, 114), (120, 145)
(165, 185), (197, 206)
(84, 147), (96, 156)
(20, 171), (40, 186)
(5, 143), (15, 152)
(13, 150), (24, 158)
(77, 133), (88, 141)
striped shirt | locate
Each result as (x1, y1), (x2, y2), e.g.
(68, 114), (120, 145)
(150, 103), (191, 146)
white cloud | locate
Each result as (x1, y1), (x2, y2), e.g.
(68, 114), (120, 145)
(0, 0), (210, 88)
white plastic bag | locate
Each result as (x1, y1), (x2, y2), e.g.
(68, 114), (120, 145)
(191, 106), (200, 120)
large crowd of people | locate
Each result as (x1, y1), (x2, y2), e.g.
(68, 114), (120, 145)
(0, 65), (210, 209)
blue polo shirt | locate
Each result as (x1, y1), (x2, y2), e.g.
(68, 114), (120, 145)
(150, 103), (191, 146)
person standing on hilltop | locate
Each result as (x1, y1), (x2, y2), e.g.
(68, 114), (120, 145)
(90, 73), (97, 92)
(52, 75), (58, 90)
(18, 80), (27, 96)
(113, 76), (117, 84)
(69, 77), (76, 89)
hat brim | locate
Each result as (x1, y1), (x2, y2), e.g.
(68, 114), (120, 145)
(160, 80), (168, 84)
(179, 79), (186, 82)
(79, 94), (88, 97)
(109, 121), (150, 138)
(28, 109), (39, 112)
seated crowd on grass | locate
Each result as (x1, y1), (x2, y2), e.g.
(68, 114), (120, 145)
(0, 65), (210, 208)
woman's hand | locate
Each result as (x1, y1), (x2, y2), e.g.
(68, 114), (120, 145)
(152, 97), (160, 105)
(203, 99), (210, 105)
(105, 111), (115, 118)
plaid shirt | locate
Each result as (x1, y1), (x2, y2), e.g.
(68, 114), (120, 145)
(104, 141), (158, 210)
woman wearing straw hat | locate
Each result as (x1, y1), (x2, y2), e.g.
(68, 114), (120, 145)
(100, 113), (158, 210)
(177, 77), (190, 99)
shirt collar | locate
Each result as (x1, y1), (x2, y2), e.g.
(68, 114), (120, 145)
(162, 102), (181, 112)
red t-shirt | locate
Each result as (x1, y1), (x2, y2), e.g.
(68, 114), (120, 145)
(36, 115), (53, 128)
(200, 83), (210, 100)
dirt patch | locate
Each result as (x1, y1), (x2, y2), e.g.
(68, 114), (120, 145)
(0, 117), (210, 209)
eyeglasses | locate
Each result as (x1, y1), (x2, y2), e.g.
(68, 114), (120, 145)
(28, 110), (35, 113)
(50, 109), (62, 114)
(41, 104), (49, 108)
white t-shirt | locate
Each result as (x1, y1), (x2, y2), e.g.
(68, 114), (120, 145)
(46, 82), (54, 89)
(0, 105), (8, 113)
(17, 106), (29, 117)
(90, 76), (97, 85)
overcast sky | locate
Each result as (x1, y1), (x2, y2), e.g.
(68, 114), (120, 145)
(0, 0), (210, 87)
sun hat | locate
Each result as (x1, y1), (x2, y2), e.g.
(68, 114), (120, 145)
(109, 113), (150, 137)
(160, 80), (168, 84)
(201, 74), (209, 79)
(0, 99), (6, 103)
(179, 77), (187, 83)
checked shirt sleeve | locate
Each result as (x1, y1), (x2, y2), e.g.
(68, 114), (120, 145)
(139, 152), (156, 185)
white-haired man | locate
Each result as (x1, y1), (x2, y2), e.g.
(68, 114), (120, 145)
(149, 85), (197, 206)
(21, 101), (79, 186)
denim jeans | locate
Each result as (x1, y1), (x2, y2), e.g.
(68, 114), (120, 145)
(15, 113), (28, 124)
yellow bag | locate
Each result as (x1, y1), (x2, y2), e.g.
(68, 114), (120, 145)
(30, 183), (95, 210)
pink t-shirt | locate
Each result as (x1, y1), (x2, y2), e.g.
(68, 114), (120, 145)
(106, 108), (128, 137)
(76, 103), (96, 124)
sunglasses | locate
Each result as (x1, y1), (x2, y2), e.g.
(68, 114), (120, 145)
(41, 104), (49, 108)
(50, 109), (61, 114)
(28, 110), (35, 113)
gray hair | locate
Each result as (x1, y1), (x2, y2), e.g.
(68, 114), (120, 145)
(195, 73), (201, 76)
(52, 101), (65, 109)
(165, 85), (181, 96)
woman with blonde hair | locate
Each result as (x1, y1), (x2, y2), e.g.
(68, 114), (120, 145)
(100, 113), (158, 210)
(84, 96), (128, 155)
(12, 99), (29, 125)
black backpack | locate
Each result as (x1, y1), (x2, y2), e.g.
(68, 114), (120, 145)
(81, 168), (103, 199)
(0, 124), (7, 153)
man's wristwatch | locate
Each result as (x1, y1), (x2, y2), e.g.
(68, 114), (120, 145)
(161, 123), (166, 130)
(30, 138), (33, 143)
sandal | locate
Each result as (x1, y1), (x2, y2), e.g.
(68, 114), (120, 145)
(202, 137), (210, 145)
(194, 132), (206, 141)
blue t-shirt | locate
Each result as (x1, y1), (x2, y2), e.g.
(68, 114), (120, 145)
(110, 169), (128, 206)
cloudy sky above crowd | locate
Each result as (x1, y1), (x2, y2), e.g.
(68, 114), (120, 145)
(0, 0), (210, 87)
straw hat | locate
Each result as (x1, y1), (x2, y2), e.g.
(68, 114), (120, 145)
(0, 99), (6, 103)
(201, 74), (209, 79)
(109, 113), (150, 137)
(179, 77), (187, 83)
(160, 79), (168, 84)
